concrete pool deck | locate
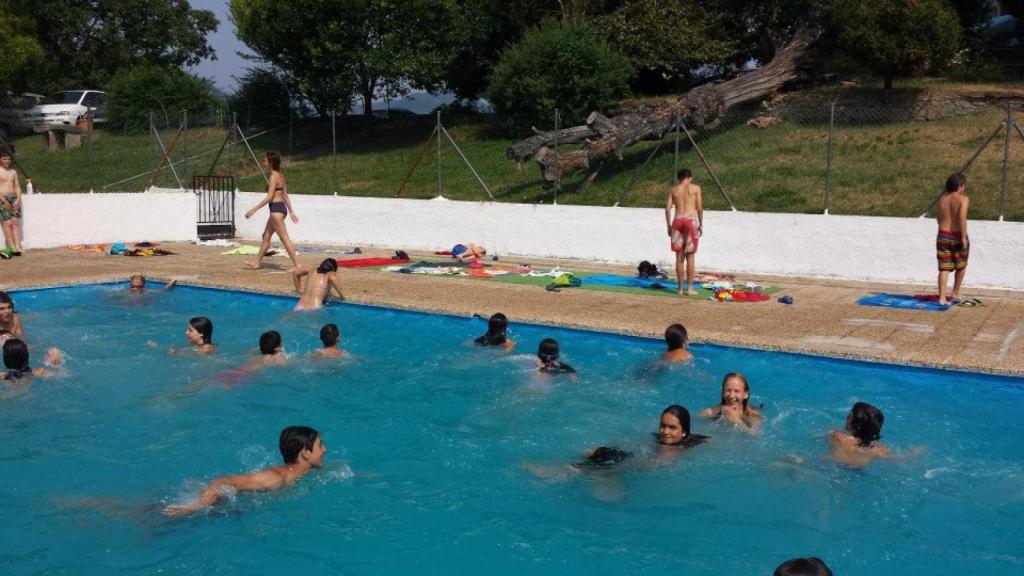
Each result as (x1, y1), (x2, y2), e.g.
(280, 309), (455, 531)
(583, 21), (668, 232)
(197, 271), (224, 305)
(2, 242), (1022, 376)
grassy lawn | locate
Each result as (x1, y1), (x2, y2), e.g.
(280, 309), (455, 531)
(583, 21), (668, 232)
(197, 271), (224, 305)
(9, 103), (1023, 221)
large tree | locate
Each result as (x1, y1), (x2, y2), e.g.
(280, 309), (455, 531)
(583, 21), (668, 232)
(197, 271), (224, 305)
(231, 0), (466, 116)
(14, 0), (217, 93)
(0, 2), (44, 93)
(828, 0), (962, 91)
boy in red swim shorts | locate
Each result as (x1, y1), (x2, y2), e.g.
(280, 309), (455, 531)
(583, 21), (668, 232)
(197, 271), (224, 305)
(935, 173), (970, 305)
(665, 169), (703, 295)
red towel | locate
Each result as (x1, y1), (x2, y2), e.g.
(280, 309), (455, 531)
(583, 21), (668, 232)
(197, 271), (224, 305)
(336, 257), (411, 268)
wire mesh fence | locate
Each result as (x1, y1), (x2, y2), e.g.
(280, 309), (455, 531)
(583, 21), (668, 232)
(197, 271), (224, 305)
(2, 99), (1022, 221)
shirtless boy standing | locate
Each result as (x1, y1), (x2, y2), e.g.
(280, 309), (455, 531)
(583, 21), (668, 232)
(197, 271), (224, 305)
(935, 173), (969, 305)
(293, 258), (344, 310)
(0, 149), (24, 256)
(665, 169), (703, 295)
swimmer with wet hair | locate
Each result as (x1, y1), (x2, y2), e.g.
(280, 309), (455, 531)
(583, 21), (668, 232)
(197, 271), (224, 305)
(293, 258), (344, 311)
(656, 404), (709, 457)
(3, 338), (63, 381)
(0, 291), (24, 337)
(163, 426), (326, 516)
(699, 372), (763, 434)
(253, 330), (287, 367)
(773, 557), (833, 576)
(186, 317), (216, 354)
(536, 338), (575, 375)
(128, 275), (177, 293)
(474, 313), (515, 352)
(312, 323), (347, 358)
(661, 323), (692, 362)
(828, 401), (892, 467)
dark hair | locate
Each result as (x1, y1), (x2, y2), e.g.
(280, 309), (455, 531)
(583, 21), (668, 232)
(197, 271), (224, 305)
(773, 557), (833, 576)
(676, 168), (692, 182)
(475, 313), (508, 346)
(3, 338), (29, 370)
(189, 316), (213, 344)
(0, 291), (13, 306)
(660, 404), (710, 447)
(266, 150), (282, 171)
(664, 323), (688, 350)
(279, 426), (320, 464)
(720, 372), (750, 413)
(259, 330), (282, 354)
(320, 323), (340, 346)
(317, 258), (338, 274)
(538, 338), (560, 360)
(945, 172), (966, 193)
(575, 446), (634, 468)
(848, 402), (884, 447)
(0, 145), (12, 158)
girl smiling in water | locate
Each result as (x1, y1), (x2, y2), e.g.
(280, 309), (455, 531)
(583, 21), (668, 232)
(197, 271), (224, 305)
(700, 372), (763, 434)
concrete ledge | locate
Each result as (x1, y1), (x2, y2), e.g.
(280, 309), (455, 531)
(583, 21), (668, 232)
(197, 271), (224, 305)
(234, 193), (1024, 290)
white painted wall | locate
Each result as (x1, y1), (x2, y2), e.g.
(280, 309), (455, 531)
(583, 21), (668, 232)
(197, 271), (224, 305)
(19, 193), (197, 249)
(234, 192), (1024, 290)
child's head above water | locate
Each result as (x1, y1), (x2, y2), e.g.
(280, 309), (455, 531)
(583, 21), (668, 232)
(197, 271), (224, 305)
(476, 313), (508, 346)
(719, 372), (751, 412)
(664, 323), (688, 350)
(537, 338), (560, 363)
(846, 402), (884, 447)
(129, 275), (146, 292)
(773, 557), (833, 576)
(259, 330), (282, 355)
(188, 317), (214, 345)
(319, 323), (340, 347)
(279, 425), (322, 465)
(659, 404), (692, 444)
(3, 338), (29, 370)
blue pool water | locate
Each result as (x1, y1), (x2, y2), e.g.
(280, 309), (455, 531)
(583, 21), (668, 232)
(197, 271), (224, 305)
(2, 282), (1023, 575)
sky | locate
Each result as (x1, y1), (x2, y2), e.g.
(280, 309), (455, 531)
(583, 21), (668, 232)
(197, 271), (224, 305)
(186, 0), (455, 113)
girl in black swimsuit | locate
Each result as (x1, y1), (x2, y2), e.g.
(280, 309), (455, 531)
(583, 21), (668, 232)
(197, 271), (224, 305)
(244, 151), (300, 271)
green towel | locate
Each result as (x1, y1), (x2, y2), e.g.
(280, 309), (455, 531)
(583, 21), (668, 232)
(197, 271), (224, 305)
(221, 245), (261, 255)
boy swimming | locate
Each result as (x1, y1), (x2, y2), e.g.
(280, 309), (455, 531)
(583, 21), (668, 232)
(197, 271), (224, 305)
(0, 291), (24, 337)
(474, 313), (515, 352)
(312, 323), (347, 358)
(293, 258), (344, 310)
(661, 323), (692, 362)
(828, 402), (892, 467)
(128, 275), (177, 293)
(163, 426), (326, 516)
(536, 338), (575, 375)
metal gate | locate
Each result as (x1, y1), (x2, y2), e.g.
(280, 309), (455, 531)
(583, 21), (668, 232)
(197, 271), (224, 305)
(193, 175), (235, 239)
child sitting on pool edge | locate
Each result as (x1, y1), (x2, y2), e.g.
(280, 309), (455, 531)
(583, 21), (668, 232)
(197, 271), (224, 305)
(164, 426), (326, 516)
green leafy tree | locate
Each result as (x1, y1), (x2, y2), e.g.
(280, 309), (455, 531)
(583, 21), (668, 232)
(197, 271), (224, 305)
(829, 0), (962, 91)
(486, 20), (633, 132)
(13, 0), (217, 93)
(231, 0), (466, 117)
(0, 3), (45, 93)
(228, 69), (293, 127)
(595, 0), (742, 92)
(104, 64), (219, 132)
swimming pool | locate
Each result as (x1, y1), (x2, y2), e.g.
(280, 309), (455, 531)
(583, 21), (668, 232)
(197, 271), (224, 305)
(2, 282), (1023, 575)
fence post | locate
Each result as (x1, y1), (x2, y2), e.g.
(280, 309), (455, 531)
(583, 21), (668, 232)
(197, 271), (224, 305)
(331, 110), (339, 196)
(673, 109), (681, 179)
(182, 110), (189, 190)
(229, 111), (237, 184)
(553, 109), (560, 206)
(149, 112), (157, 190)
(86, 110), (94, 193)
(824, 103), (835, 215)
(1000, 100), (1012, 222)
(436, 110), (442, 197)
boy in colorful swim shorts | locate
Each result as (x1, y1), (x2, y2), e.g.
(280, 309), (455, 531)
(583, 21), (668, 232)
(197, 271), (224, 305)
(665, 169), (703, 295)
(0, 148), (24, 257)
(935, 173), (969, 305)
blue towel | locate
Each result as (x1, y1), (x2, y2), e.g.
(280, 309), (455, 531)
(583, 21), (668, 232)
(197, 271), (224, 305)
(583, 274), (699, 291)
(856, 293), (951, 311)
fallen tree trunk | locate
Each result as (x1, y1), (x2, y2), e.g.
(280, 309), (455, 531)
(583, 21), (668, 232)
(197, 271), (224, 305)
(508, 23), (821, 186)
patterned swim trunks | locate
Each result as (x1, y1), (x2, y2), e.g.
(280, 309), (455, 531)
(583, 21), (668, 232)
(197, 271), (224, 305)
(936, 230), (968, 271)
(0, 194), (20, 221)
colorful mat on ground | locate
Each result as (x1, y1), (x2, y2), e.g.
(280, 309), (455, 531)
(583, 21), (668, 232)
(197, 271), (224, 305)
(857, 293), (951, 311)
(582, 274), (689, 291)
(337, 257), (411, 268)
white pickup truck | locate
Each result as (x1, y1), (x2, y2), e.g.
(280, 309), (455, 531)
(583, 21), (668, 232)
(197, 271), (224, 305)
(30, 90), (105, 132)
